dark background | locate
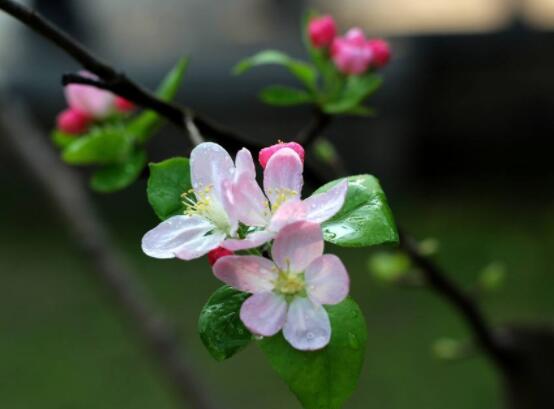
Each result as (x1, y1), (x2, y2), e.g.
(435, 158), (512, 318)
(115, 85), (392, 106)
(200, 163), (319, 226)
(0, 1), (553, 408)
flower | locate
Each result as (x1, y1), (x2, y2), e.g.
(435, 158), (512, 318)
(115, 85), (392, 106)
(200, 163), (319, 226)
(64, 71), (116, 120)
(367, 39), (391, 68)
(208, 247), (234, 266)
(114, 96), (135, 112)
(308, 15), (337, 48)
(258, 141), (305, 169)
(213, 221), (349, 350)
(142, 142), (254, 260)
(223, 146), (348, 251)
(331, 28), (373, 75)
(56, 108), (91, 134)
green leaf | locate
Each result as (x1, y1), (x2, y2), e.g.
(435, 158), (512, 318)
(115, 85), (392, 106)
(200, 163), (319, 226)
(260, 298), (367, 409)
(233, 50), (317, 91)
(314, 175), (399, 247)
(198, 286), (252, 361)
(259, 85), (313, 106)
(128, 58), (188, 144)
(62, 126), (133, 165)
(323, 74), (382, 115)
(51, 130), (78, 149)
(147, 157), (191, 220)
(90, 149), (147, 193)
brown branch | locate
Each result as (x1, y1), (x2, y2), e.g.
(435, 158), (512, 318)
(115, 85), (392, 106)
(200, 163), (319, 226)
(0, 102), (219, 409)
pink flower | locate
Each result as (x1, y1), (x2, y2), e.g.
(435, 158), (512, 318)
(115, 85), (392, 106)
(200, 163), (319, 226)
(258, 141), (305, 169)
(367, 39), (391, 68)
(208, 247), (234, 266)
(56, 108), (91, 134)
(114, 96), (135, 113)
(142, 143), (254, 260)
(308, 15), (337, 48)
(331, 28), (373, 75)
(213, 221), (349, 350)
(222, 147), (348, 251)
(64, 71), (115, 120)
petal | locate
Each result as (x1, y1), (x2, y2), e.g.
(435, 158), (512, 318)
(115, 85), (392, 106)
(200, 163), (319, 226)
(268, 200), (308, 233)
(283, 297), (331, 351)
(263, 148), (303, 206)
(141, 215), (214, 259)
(64, 72), (114, 119)
(240, 292), (287, 336)
(305, 255), (350, 305)
(221, 230), (275, 251)
(272, 221), (324, 273)
(220, 180), (239, 236)
(235, 148), (256, 180)
(303, 180), (348, 223)
(174, 231), (226, 260)
(230, 172), (270, 227)
(213, 256), (277, 293)
(190, 142), (235, 202)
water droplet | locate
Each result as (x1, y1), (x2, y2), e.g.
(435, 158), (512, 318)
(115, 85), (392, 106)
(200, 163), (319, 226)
(306, 332), (315, 340)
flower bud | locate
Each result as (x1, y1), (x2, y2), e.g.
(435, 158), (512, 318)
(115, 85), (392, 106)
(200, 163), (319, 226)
(56, 108), (91, 135)
(308, 15), (337, 48)
(331, 28), (373, 75)
(208, 247), (234, 266)
(258, 141), (305, 169)
(115, 96), (135, 113)
(64, 71), (116, 120)
(367, 39), (391, 68)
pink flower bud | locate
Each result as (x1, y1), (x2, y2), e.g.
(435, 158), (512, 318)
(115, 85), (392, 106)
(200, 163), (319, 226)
(258, 141), (305, 169)
(64, 71), (116, 120)
(308, 15), (337, 48)
(331, 28), (373, 75)
(115, 96), (135, 112)
(56, 108), (91, 135)
(208, 247), (234, 266)
(367, 39), (391, 68)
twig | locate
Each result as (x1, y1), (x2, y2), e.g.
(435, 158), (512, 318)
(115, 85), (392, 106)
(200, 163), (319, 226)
(297, 109), (331, 146)
(0, 102), (219, 409)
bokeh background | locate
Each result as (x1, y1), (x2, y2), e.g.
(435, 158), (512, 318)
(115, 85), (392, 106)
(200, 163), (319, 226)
(1, 0), (553, 408)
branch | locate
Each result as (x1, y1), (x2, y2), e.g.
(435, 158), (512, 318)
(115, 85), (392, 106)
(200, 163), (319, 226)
(0, 102), (219, 409)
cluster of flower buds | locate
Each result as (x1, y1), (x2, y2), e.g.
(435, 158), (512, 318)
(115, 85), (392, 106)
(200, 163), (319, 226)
(56, 71), (135, 135)
(308, 15), (391, 75)
(142, 141), (350, 351)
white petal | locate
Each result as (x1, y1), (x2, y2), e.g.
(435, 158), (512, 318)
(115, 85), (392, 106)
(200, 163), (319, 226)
(191, 142), (235, 202)
(235, 148), (256, 180)
(263, 148), (303, 207)
(283, 297), (331, 351)
(141, 215), (214, 259)
(230, 172), (270, 227)
(303, 180), (348, 223)
(272, 221), (324, 273)
(240, 292), (288, 336)
(213, 256), (277, 293)
(222, 231), (275, 251)
(174, 231), (226, 260)
(305, 255), (349, 305)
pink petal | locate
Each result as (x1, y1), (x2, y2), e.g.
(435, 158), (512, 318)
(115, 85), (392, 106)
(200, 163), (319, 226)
(141, 215), (214, 259)
(283, 297), (331, 351)
(174, 231), (226, 261)
(64, 72), (115, 119)
(263, 148), (303, 207)
(240, 292), (287, 336)
(190, 142), (235, 202)
(213, 256), (277, 293)
(272, 221), (324, 273)
(230, 172), (270, 227)
(303, 180), (348, 223)
(268, 200), (308, 233)
(222, 230), (275, 251)
(305, 255), (349, 305)
(235, 148), (256, 180)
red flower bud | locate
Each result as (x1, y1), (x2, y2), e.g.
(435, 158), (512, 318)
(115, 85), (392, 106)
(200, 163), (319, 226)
(258, 141), (305, 169)
(208, 247), (234, 266)
(367, 39), (391, 68)
(56, 108), (91, 134)
(331, 28), (373, 75)
(115, 96), (135, 112)
(308, 15), (337, 48)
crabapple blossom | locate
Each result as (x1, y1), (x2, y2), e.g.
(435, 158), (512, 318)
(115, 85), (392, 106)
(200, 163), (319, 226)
(56, 108), (91, 134)
(213, 221), (349, 351)
(64, 71), (116, 120)
(208, 247), (234, 266)
(308, 15), (337, 48)
(114, 96), (135, 112)
(331, 28), (373, 75)
(142, 142), (255, 260)
(223, 146), (348, 251)
(367, 39), (391, 68)
(258, 141), (305, 169)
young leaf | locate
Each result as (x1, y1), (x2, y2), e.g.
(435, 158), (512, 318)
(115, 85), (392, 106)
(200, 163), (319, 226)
(233, 50), (318, 91)
(259, 85), (313, 106)
(260, 298), (367, 409)
(90, 149), (147, 193)
(198, 286), (252, 361)
(128, 57), (189, 144)
(147, 157), (191, 220)
(62, 126), (133, 165)
(313, 175), (399, 247)
(51, 130), (77, 149)
(323, 74), (382, 115)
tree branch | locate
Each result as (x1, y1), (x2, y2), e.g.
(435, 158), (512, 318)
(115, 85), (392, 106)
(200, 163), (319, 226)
(0, 102), (219, 409)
